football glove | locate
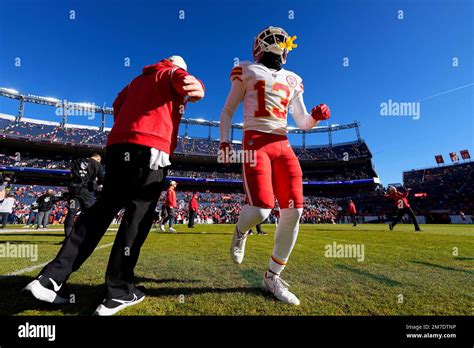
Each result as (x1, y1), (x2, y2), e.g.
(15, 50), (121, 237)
(311, 103), (330, 121)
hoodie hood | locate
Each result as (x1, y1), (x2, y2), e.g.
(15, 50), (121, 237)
(142, 60), (175, 75)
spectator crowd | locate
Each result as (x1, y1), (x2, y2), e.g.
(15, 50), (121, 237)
(1, 117), (371, 161)
(0, 185), (349, 228)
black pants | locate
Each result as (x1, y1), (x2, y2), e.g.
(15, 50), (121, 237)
(64, 192), (96, 237)
(0, 212), (9, 228)
(36, 210), (52, 228)
(188, 209), (196, 227)
(392, 207), (421, 231)
(250, 223), (264, 235)
(41, 143), (166, 299)
(161, 207), (174, 227)
(350, 214), (357, 226)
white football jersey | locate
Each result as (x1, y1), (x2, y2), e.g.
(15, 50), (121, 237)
(230, 61), (304, 135)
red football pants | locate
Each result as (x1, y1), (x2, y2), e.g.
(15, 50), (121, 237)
(242, 130), (303, 209)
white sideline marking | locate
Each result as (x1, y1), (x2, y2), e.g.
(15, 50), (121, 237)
(0, 242), (114, 279)
(0, 228), (119, 234)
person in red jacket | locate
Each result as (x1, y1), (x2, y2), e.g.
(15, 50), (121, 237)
(188, 192), (199, 228)
(347, 199), (357, 227)
(26, 56), (205, 316)
(385, 186), (421, 232)
(160, 181), (178, 232)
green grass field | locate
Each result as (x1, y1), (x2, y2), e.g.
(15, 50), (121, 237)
(0, 223), (472, 316)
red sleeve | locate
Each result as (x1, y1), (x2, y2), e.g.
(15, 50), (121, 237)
(112, 85), (129, 120)
(171, 68), (205, 96)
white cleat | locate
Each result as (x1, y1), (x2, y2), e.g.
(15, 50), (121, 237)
(262, 271), (300, 305)
(230, 225), (248, 264)
(169, 227), (177, 233)
(160, 225), (166, 232)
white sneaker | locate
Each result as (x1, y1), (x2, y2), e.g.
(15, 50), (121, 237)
(262, 271), (300, 305)
(25, 276), (69, 304)
(169, 227), (177, 233)
(23, 225), (29, 228)
(160, 225), (166, 232)
(94, 291), (145, 316)
(230, 225), (248, 264)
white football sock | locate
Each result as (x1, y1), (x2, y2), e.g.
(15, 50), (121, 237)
(269, 208), (303, 275)
(236, 205), (271, 234)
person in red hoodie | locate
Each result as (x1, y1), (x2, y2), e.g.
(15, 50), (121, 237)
(347, 199), (357, 227)
(187, 192), (199, 228)
(26, 56), (205, 316)
(385, 186), (421, 232)
(160, 181), (178, 232)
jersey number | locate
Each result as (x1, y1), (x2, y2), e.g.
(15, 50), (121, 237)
(254, 80), (290, 119)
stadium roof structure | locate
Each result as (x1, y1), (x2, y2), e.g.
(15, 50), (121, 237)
(0, 87), (362, 144)
(402, 159), (473, 174)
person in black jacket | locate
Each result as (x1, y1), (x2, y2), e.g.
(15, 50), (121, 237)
(64, 154), (105, 237)
(36, 189), (56, 229)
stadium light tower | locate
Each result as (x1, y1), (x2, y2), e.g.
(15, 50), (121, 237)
(355, 122), (361, 142)
(0, 87), (19, 94)
(101, 110), (106, 132)
(16, 96), (25, 122)
(60, 102), (68, 128)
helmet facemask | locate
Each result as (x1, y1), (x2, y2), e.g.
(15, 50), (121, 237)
(253, 27), (289, 64)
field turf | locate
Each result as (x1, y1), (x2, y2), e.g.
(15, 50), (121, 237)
(0, 223), (472, 316)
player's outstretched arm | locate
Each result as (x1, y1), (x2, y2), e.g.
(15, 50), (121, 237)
(290, 92), (330, 130)
(219, 78), (245, 144)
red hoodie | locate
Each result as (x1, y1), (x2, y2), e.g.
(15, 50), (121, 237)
(385, 191), (410, 208)
(107, 60), (204, 154)
(189, 194), (198, 212)
(165, 187), (177, 208)
(348, 202), (357, 215)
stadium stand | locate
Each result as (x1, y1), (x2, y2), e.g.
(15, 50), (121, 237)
(3, 184), (343, 226)
(2, 91), (471, 225)
(0, 116), (372, 162)
(403, 162), (474, 215)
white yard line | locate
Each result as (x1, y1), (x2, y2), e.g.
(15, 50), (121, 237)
(0, 228), (119, 234)
(0, 242), (114, 279)
(1, 261), (51, 278)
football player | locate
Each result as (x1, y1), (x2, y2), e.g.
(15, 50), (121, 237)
(219, 26), (331, 305)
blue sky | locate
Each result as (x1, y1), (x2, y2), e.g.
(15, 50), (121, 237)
(0, 0), (472, 184)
